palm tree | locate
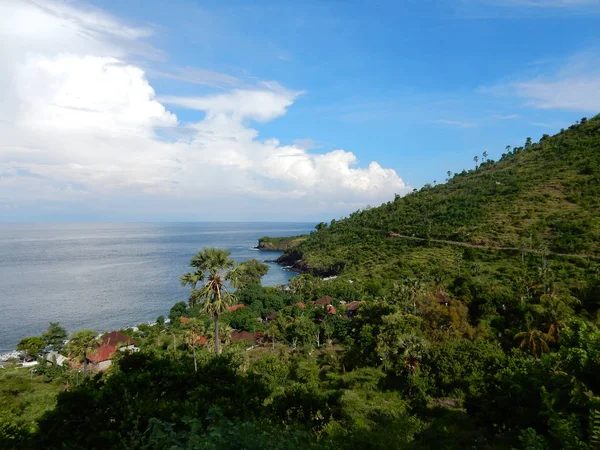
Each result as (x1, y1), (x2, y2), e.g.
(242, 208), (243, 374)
(514, 329), (553, 359)
(180, 270), (203, 292)
(65, 329), (97, 377)
(446, 170), (452, 181)
(264, 320), (279, 350)
(482, 151), (488, 162)
(473, 155), (479, 169)
(533, 294), (575, 342)
(505, 145), (511, 153)
(398, 334), (429, 376)
(182, 318), (208, 372)
(183, 248), (235, 354)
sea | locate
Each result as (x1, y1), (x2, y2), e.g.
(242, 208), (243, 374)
(0, 222), (315, 354)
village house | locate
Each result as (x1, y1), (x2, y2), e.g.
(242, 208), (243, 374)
(86, 331), (139, 371)
(45, 350), (67, 366)
(343, 301), (364, 318)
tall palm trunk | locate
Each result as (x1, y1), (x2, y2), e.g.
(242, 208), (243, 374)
(214, 314), (221, 355)
(192, 346), (197, 372)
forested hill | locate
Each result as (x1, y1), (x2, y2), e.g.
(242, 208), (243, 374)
(280, 115), (600, 278)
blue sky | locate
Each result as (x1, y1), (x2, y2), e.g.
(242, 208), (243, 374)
(1, 0), (599, 221)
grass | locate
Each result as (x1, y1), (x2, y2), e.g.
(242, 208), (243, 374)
(0, 362), (65, 435)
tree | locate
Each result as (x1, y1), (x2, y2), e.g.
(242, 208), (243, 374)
(226, 259), (269, 290)
(168, 301), (188, 324)
(482, 151), (488, 162)
(397, 333), (429, 376)
(506, 145), (511, 153)
(315, 222), (328, 232)
(454, 249), (464, 278)
(264, 320), (279, 350)
(473, 155), (479, 169)
(446, 170), (452, 181)
(185, 248), (236, 355)
(41, 322), (67, 350)
(514, 328), (553, 359)
(182, 319), (207, 372)
(16, 336), (45, 357)
(65, 330), (97, 376)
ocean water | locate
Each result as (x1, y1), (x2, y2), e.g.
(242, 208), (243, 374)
(0, 222), (314, 353)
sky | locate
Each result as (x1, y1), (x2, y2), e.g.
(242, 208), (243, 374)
(1, 0), (599, 222)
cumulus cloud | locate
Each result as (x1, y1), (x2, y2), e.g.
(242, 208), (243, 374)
(0, 0), (409, 220)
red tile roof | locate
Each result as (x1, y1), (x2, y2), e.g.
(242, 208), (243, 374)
(87, 344), (116, 364)
(180, 317), (191, 324)
(227, 303), (246, 312)
(296, 302), (306, 308)
(314, 296), (333, 306)
(326, 305), (337, 315)
(345, 301), (363, 312)
(266, 312), (277, 320)
(101, 331), (135, 346)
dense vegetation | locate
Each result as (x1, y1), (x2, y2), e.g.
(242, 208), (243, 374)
(257, 235), (308, 251)
(2, 116), (600, 449)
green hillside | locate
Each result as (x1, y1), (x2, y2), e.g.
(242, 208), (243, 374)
(279, 115), (600, 291)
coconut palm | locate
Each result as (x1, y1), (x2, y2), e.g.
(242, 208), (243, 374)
(473, 155), (479, 169)
(183, 248), (235, 354)
(514, 328), (553, 359)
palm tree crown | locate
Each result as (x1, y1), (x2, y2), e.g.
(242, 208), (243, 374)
(182, 248), (235, 354)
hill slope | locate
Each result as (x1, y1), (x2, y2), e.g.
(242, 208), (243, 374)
(278, 115), (600, 290)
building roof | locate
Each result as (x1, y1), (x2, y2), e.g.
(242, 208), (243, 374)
(227, 303), (246, 312)
(266, 312), (278, 320)
(231, 330), (256, 343)
(180, 317), (191, 324)
(101, 331), (135, 347)
(296, 302), (306, 308)
(87, 344), (116, 364)
(326, 305), (337, 315)
(345, 301), (363, 312)
(314, 295), (333, 307)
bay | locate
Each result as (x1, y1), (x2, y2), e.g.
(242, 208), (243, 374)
(0, 222), (314, 353)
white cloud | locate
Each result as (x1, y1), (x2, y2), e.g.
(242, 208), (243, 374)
(481, 50), (600, 113)
(513, 76), (600, 112)
(493, 114), (520, 120)
(0, 0), (409, 220)
(160, 84), (302, 123)
(433, 119), (477, 128)
(151, 67), (242, 88)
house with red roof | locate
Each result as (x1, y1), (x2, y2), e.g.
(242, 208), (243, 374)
(86, 344), (116, 371)
(314, 296), (333, 307)
(101, 331), (136, 349)
(343, 301), (364, 318)
(85, 330), (139, 371)
(227, 304), (246, 312)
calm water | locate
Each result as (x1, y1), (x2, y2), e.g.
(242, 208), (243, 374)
(0, 222), (314, 353)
